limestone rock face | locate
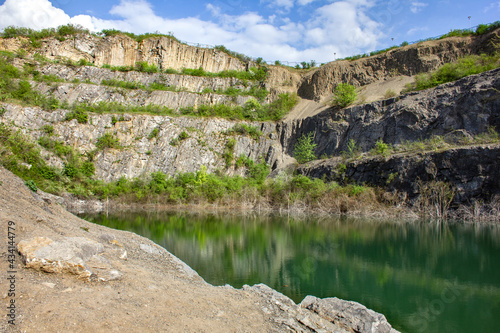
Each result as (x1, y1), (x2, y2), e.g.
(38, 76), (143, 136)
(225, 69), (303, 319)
(285, 67), (500, 158)
(17, 236), (122, 281)
(39, 63), (252, 93)
(1, 34), (247, 73)
(297, 30), (499, 102)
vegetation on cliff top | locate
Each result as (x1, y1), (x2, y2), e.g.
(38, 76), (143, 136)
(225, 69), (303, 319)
(404, 53), (500, 92)
(341, 21), (500, 61)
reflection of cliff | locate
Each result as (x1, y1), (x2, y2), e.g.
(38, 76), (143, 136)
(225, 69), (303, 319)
(89, 212), (500, 301)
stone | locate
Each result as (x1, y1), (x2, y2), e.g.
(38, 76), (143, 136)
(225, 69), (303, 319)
(244, 284), (400, 333)
(17, 236), (122, 281)
(300, 295), (399, 333)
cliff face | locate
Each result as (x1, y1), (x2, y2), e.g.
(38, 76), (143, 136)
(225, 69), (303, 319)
(297, 29), (500, 102)
(1, 104), (284, 181)
(0, 29), (499, 206)
(283, 67), (500, 157)
(0, 34), (247, 72)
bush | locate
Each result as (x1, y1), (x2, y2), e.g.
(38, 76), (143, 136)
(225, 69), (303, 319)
(148, 127), (160, 139)
(25, 180), (38, 192)
(294, 132), (317, 164)
(65, 109), (88, 123)
(331, 83), (357, 108)
(373, 139), (391, 157)
(227, 124), (262, 140)
(96, 133), (119, 150)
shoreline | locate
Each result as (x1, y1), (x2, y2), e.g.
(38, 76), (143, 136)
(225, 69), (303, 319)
(0, 165), (402, 332)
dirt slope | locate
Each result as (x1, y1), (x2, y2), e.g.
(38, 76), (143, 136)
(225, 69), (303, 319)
(0, 166), (271, 332)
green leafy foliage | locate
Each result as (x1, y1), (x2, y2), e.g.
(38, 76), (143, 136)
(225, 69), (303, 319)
(406, 54), (500, 92)
(25, 180), (38, 192)
(372, 139), (391, 157)
(2, 24), (89, 42)
(65, 109), (89, 123)
(223, 138), (236, 167)
(96, 133), (120, 150)
(148, 127), (160, 140)
(294, 132), (317, 164)
(331, 83), (357, 108)
(226, 124), (262, 140)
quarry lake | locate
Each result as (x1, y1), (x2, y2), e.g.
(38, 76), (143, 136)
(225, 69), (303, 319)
(83, 212), (500, 333)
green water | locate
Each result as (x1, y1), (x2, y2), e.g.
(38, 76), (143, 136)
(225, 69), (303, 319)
(82, 212), (500, 333)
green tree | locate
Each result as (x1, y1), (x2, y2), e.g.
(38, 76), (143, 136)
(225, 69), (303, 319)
(294, 132), (317, 164)
(331, 83), (357, 108)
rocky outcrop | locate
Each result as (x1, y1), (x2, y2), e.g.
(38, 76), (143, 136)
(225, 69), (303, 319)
(0, 34), (247, 72)
(17, 236), (123, 281)
(33, 81), (251, 111)
(297, 29), (500, 101)
(281, 67), (500, 158)
(0, 104), (284, 181)
(38, 63), (257, 93)
(299, 145), (500, 205)
(245, 284), (399, 333)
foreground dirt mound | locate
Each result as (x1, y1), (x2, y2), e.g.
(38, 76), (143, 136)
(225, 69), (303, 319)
(0, 167), (398, 332)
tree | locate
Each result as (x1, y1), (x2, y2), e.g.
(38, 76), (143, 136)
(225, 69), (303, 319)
(331, 83), (357, 108)
(294, 132), (317, 164)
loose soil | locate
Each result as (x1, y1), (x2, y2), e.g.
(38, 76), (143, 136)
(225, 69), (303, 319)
(0, 166), (274, 332)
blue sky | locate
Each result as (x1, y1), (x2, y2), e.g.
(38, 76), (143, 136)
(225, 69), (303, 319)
(0, 0), (499, 63)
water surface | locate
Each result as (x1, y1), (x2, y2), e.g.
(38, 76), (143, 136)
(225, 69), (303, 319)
(82, 212), (500, 333)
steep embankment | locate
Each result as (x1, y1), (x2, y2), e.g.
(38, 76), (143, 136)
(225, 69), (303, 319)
(289, 68), (500, 207)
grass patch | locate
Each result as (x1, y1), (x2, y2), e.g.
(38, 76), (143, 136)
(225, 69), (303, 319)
(96, 133), (120, 150)
(404, 53), (500, 92)
(226, 124), (262, 140)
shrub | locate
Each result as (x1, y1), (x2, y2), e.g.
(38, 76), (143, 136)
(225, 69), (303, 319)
(96, 133), (119, 150)
(331, 83), (357, 108)
(223, 138), (236, 167)
(25, 180), (38, 192)
(294, 132), (317, 164)
(227, 124), (262, 140)
(65, 109), (88, 123)
(373, 139), (391, 157)
(148, 127), (160, 139)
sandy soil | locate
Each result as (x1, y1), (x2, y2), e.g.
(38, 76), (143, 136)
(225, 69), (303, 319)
(0, 167), (274, 332)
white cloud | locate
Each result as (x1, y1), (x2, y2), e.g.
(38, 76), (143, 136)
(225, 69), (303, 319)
(483, 1), (500, 12)
(297, 0), (317, 5)
(0, 0), (385, 63)
(0, 0), (70, 29)
(407, 26), (429, 35)
(410, 1), (428, 14)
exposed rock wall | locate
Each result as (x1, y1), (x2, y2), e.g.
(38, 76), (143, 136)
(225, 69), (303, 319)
(0, 34), (247, 72)
(0, 104), (284, 181)
(39, 64), (255, 93)
(298, 145), (500, 205)
(33, 81), (251, 111)
(297, 29), (500, 102)
(281, 68), (500, 158)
